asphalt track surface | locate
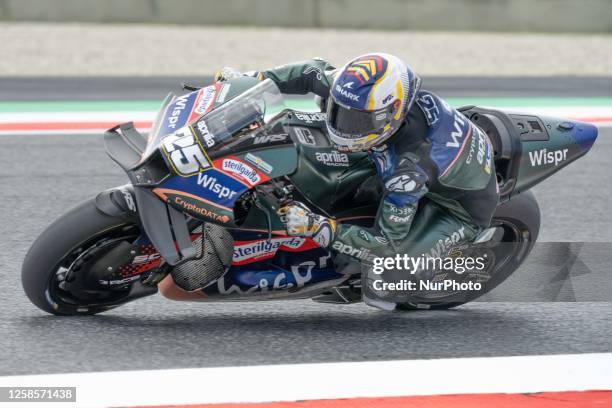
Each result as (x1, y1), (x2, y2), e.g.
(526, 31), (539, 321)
(3, 76), (612, 101)
(0, 77), (610, 376)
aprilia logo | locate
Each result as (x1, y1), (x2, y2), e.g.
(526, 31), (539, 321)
(196, 120), (215, 147)
(315, 151), (349, 167)
(331, 242), (377, 262)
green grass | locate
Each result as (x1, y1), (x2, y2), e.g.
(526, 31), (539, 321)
(2, 97), (612, 113)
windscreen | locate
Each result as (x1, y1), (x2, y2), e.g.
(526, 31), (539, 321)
(194, 79), (286, 151)
(142, 79), (286, 161)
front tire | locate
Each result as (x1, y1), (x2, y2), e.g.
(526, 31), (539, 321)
(22, 199), (152, 315)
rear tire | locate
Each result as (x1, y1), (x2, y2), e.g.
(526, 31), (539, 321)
(22, 199), (147, 315)
(396, 191), (540, 310)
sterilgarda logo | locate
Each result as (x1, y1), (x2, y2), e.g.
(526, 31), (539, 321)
(221, 158), (261, 186)
(233, 237), (305, 265)
(188, 86), (217, 121)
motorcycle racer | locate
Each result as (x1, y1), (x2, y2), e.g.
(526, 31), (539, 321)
(216, 53), (499, 308)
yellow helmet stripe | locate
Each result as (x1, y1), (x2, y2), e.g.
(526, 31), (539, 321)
(367, 67), (390, 110)
(393, 79), (404, 120)
(353, 59), (377, 76)
(347, 66), (370, 81)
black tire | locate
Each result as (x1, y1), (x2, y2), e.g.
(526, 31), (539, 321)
(22, 199), (143, 315)
(396, 191), (540, 310)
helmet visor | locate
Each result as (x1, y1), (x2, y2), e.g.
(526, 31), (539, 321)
(326, 98), (394, 138)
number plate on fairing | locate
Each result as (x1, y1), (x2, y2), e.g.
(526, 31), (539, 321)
(160, 126), (212, 177)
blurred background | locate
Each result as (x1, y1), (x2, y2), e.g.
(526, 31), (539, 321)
(0, 0), (611, 76)
(0, 0), (611, 377)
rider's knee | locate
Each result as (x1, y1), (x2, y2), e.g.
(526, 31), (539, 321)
(157, 275), (204, 301)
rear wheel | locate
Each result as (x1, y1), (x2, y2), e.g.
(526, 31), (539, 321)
(396, 191), (540, 310)
(22, 199), (157, 315)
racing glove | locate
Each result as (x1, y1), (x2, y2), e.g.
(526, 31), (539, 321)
(215, 67), (263, 83)
(278, 201), (337, 248)
(214, 67), (243, 82)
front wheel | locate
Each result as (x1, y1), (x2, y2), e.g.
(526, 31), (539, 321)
(22, 199), (157, 315)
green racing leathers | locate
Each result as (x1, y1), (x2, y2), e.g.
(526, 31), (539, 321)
(258, 58), (499, 275)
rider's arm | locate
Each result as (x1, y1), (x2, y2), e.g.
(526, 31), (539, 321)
(331, 159), (428, 260)
(258, 58), (336, 97)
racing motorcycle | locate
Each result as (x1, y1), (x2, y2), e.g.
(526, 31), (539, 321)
(22, 77), (598, 315)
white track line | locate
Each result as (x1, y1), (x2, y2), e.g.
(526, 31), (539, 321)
(0, 128), (151, 136)
(0, 353), (610, 408)
(0, 111), (156, 123)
